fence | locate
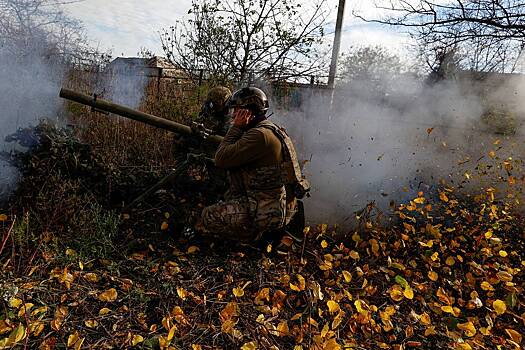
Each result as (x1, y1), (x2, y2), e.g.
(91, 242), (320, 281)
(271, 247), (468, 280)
(65, 65), (337, 115)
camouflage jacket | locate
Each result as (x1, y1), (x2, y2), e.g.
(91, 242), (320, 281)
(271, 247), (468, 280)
(215, 121), (287, 233)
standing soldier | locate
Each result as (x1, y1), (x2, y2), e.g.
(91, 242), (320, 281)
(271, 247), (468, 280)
(199, 87), (309, 249)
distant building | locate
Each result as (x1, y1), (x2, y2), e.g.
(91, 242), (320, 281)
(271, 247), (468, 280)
(107, 56), (188, 81)
(104, 57), (194, 105)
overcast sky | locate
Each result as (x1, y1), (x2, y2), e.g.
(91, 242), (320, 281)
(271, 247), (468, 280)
(63, 0), (412, 58)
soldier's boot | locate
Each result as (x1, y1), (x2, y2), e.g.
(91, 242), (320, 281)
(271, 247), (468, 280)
(275, 201), (306, 255)
(286, 200), (306, 242)
(275, 201), (305, 255)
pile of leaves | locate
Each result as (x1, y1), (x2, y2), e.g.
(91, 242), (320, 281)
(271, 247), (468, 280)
(1, 124), (524, 349)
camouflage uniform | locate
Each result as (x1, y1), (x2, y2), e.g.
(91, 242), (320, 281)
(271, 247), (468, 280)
(170, 87), (232, 225)
(201, 120), (305, 241)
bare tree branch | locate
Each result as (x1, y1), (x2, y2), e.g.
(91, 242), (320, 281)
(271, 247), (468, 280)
(355, 0), (525, 73)
(159, 0), (331, 83)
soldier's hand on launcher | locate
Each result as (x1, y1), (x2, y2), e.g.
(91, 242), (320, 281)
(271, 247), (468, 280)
(232, 108), (253, 128)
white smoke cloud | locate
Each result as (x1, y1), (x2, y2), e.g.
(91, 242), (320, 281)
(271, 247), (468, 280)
(272, 72), (525, 227)
(0, 51), (65, 201)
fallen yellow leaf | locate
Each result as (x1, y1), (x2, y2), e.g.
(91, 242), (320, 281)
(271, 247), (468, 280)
(99, 308), (111, 316)
(167, 325), (176, 341)
(276, 321), (289, 336)
(480, 281), (494, 291)
(413, 197), (425, 204)
(84, 319), (98, 328)
(428, 271), (438, 281)
(290, 274), (306, 292)
(131, 334), (144, 346)
(505, 328), (522, 343)
(8, 298), (22, 309)
(349, 250), (360, 260)
(98, 288), (118, 302)
(354, 300), (367, 314)
(187, 246), (199, 254)
(493, 299), (507, 315)
(241, 341), (257, 350)
(67, 331), (80, 347)
(458, 321), (476, 337)
(177, 287), (187, 300)
(9, 324), (26, 344)
(327, 300), (340, 314)
(342, 270), (352, 283)
(233, 287), (244, 298)
(84, 273), (98, 282)
(403, 286), (414, 300)
(439, 192), (449, 202)
(420, 312), (431, 325)
(323, 338), (341, 350)
(389, 285), (404, 302)
(441, 305), (454, 314)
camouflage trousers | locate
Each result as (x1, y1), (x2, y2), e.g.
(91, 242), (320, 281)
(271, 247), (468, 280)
(201, 197), (256, 241)
(201, 189), (287, 242)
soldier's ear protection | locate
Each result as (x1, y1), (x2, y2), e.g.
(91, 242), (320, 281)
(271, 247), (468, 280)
(202, 101), (227, 119)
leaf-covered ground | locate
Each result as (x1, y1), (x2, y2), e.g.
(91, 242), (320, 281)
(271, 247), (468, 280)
(1, 123), (524, 350)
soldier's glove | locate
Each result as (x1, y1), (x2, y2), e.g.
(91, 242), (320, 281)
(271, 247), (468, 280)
(294, 179), (311, 199)
(190, 122), (214, 140)
(186, 152), (214, 165)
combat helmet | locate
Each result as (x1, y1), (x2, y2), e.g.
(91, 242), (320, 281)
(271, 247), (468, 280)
(227, 87), (269, 116)
(201, 86), (232, 118)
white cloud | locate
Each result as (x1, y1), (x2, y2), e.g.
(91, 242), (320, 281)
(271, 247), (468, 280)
(340, 24), (413, 54)
(64, 0), (412, 57)
(64, 0), (193, 56)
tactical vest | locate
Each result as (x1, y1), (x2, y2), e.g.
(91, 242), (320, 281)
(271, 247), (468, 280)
(256, 121), (311, 200)
(230, 120), (310, 235)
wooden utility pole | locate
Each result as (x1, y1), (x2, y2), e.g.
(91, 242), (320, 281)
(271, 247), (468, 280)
(328, 0), (346, 89)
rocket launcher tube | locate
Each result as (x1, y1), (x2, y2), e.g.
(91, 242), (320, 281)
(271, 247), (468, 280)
(59, 88), (224, 145)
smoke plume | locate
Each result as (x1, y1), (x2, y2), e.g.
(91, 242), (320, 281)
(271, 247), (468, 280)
(273, 72), (525, 227)
(97, 58), (150, 109)
(0, 51), (65, 201)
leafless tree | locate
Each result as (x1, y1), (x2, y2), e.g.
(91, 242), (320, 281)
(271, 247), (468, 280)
(354, 0), (525, 73)
(160, 0), (331, 83)
(0, 0), (103, 65)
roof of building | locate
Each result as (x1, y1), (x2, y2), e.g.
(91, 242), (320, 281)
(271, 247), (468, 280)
(107, 56), (187, 78)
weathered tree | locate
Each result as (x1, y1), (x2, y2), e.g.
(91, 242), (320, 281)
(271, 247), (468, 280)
(160, 0), (331, 83)
(339, 45), (407, 83)
(354, 0), (525, 73)
(337, 45), (413, 102)
(0, 0), (99, 65)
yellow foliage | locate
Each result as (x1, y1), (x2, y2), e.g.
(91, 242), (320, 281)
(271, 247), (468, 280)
(403, 286), (414, 300)
(241, 341), (258, 350)
(428, 271), (438, 281)
(327, 300), (340, 314)
(457, 321), (477, 337)
(131, 334), (144, 346)
(98, 288), (118, 302)
(290, 274), (306, 292)
(493, 300), (507, 315)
